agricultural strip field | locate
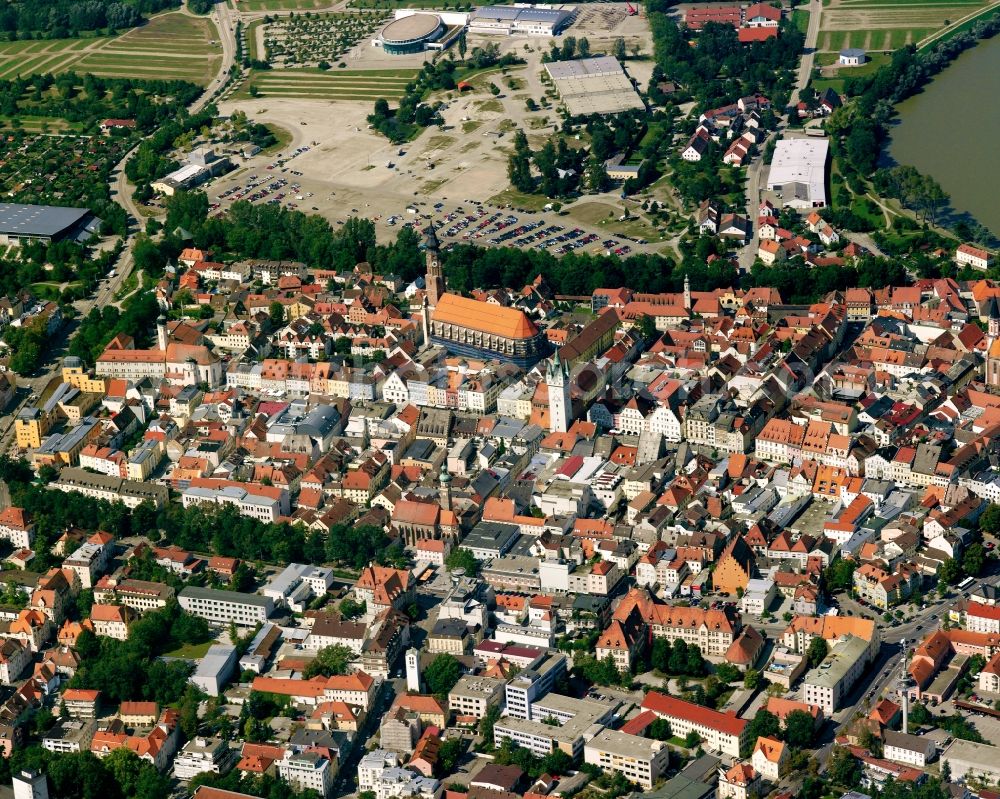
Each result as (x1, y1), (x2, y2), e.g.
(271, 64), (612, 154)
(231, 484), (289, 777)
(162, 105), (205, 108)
(240, 68), (418, 100)
(0, 13), (221, 85)
(237, 0), (338, 12)
(818, 0), (988, 51)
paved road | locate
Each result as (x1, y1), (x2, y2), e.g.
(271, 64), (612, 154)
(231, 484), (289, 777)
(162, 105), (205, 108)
(828, 595), (956, 738)
(197, 0), (240, 114)
(793, 0), (823, 108)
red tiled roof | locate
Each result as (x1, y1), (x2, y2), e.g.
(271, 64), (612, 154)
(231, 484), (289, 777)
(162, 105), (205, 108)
(641, 691), (747, 736)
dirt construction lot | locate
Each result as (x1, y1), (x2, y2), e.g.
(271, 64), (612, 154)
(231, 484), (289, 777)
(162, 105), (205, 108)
(215, 5), (660, 248)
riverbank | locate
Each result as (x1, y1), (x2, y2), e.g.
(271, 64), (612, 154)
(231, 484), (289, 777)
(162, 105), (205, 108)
(888, 32), (1000, 235)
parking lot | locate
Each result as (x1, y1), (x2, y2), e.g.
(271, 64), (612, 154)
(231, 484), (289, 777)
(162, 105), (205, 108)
(205, 153), (654, 256)
(208, 145), (315, 214)
(417, 201), (643, 257)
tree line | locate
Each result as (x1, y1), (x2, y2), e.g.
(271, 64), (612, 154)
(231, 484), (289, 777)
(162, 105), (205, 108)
(0, 0), (177, 39)
(648, 14), (804, 113)
(0, 457), (405, 572)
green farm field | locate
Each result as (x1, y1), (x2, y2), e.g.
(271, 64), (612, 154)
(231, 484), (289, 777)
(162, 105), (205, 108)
(0, 13), (221, 85)
(238, 67), (418, 100)
(817, 0), (991, 53)
(237, 0), (337, 11)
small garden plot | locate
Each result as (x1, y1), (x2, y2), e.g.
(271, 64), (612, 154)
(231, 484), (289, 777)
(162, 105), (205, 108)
(261, 11), (389, 67)
(0, 132), (130, 210)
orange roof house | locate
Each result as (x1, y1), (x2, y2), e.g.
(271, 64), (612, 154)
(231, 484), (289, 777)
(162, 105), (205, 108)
(713, 536), (757, 595)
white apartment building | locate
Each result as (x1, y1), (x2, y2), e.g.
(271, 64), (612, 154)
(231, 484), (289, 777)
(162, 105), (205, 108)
(64, 540), (113, 590)
(641, 692), (748, 759)
(883, 730), (936, 768)
(0, 638), (32, 684)
(42, 720), (97, 754)
(181, 481), (288, 522)
(801, 635), (870, 714)
(178, 586), (274, 626)
(584, 729), (671, 791)
(0, 507), (34, 549)
(448, 675), (505, 721)
(279, 750), (336, 799)
(94, 579), (174, 614)
(173, 737), (236, 781)
(358, 750), (440, 799)
(358, 750), (399, 794)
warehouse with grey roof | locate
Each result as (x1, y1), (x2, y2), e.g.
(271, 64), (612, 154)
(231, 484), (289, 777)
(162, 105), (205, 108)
(0, 203), (100, 246)
(544, 56), (645, 115)
(469, 5), (575, 35)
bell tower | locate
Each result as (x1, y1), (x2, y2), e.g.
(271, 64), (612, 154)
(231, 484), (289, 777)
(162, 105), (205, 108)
(987, 296), (1000, 388)
(424, 224), (445, 308)
(438, 461), (453, 511)
(546, 352), (571, 434)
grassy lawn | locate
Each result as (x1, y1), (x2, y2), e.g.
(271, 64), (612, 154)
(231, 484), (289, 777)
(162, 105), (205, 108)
(476, 99), (504, 113)
(568, 201), (662, 240)
(425, 135), (455, 150)
(0, 116), (76, 132)
(568, 201), (619, 226)
(114, 270), (139, 300)
(239, 0), (336, 11)
(461, 120), (482, 133)
(919, 2), (1000, 48)
(246, 19), (265, 61)
(810, 74), (847, 94)
(421, 178), (448, 193)
(818, 0), (985, 53)
(488, 187), (553, 212)
(264, 123), (293, 153)
(527, 116), (553, 129)
(792, 8), (810, 33)
(163, 640), (213, 659)
(851, 195), (885, 228)
(239, 67), (417, 100)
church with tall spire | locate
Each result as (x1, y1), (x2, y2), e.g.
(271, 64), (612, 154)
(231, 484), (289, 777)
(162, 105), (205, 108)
(423, 224), (445, 309)
(986, 295), (1000, 388)
(546, 351), (572, 433)
(420, 224), (550, 368)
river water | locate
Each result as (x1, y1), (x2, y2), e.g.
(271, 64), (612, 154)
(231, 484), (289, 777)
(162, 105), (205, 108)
(887, 35), (1000, 235)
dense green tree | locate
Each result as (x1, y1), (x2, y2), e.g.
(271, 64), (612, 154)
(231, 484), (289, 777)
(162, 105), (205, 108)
(424, 653), (463, 697)
(437, 737), (464, 776)
(807, 637), (829, 668)
(828, 746), (862, 788)
(648, 717), (673, 740)
(745, 709), (780, 743)
(783, 709), (816, 748)
(963, 543), (986, 577)
(823, 559), (858, 593)
(939, 557), (962, 586)
(445, 547), (479, 577)
(980, 504), (1000, 535)
(303, 645), (354, 678)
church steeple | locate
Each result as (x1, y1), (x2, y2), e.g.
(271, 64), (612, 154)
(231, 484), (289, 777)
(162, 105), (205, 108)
(546, 351), (571, 434)
(423, 223), (445, 308)
(683, 273), (691, 311)
(438, 460), (452, 511)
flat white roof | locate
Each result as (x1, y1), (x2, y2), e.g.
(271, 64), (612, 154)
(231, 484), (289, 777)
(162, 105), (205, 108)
(161, 163), (204, 185)
(766, 138), (829, 206)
